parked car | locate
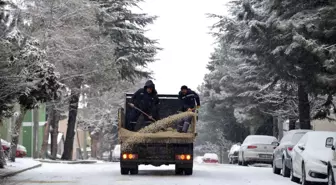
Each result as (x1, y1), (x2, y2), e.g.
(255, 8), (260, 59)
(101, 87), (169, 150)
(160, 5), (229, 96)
(194, 156), (204, 164)
(273, 129), (310, 177)
(1, 139), (10, 151)
(203, 153), (219, 163)
(291, 131), (336, 184)
(228, 143), (241, 164)
(1, 139), (27, 158)
(112, 144), (120, 162)
(102, 151), (112, 161)
(238, 135), (278, 166)
(16, 144), (27, 158)
(326, 136), (336, 185)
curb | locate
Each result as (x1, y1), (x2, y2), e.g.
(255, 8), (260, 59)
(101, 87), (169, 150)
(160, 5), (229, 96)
(0, 163), (42, 178)
(36, 160), (97, 164)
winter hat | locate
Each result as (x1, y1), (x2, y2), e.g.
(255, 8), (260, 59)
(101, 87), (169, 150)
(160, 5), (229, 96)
(181, 85), (188, 90)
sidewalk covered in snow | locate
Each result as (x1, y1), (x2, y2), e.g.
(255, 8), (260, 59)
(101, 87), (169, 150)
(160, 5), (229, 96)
(0, 158), (42, 178)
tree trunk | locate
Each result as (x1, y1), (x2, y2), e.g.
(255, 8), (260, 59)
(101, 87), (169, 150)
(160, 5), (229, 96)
(40, 104), (53, 159)
(288, 118), (296, 131)
(39, 121), (50, 159)
(32, 107), (39, 159)
(298, 83), (311, 129)
(50, 107), (60, 160)
(0, 138), (6, 168)
(61, 87), (81, 160)
(10, 106), (27, 162)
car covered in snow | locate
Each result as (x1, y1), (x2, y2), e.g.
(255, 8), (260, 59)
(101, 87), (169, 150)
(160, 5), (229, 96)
(1, 139), (27, 158)
(272, 129), (310, 177)
(291, 131), (336, 184)
(203, 153), (219, 163)
(16, 144), (27, 157)
(238, 135), (278, 166)
(1, 139), (10, 151)
(228, 143), (241, 164)
(112, 144), (120, 162)
(194, 156), (204, 164)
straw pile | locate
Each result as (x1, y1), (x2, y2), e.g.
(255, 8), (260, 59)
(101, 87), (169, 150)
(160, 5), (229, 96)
(120, 111), (196, 151)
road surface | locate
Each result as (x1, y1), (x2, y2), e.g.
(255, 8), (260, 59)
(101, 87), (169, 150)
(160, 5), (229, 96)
(2, 162), (298, 185)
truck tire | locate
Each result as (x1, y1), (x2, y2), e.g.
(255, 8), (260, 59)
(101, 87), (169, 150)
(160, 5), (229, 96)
(130, 165), (139, 175)
(121, 168), (129, 175)
(175, 166), (183, 175)
(184, 168), (193, 175)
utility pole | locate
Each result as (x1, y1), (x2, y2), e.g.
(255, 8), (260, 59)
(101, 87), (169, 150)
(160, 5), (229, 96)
(32, 106), (39, 158)
(277, 116), (283, 140)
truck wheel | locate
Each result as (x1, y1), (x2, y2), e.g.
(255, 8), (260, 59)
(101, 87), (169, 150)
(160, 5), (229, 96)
(121, 168), (129, 175)
(184, 168), (193, 175)
(175, 166), (183, 175)
(130, 165), (139, 175)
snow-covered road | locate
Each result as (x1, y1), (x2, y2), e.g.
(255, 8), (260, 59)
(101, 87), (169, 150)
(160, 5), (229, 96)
(3, 163), (298, 185)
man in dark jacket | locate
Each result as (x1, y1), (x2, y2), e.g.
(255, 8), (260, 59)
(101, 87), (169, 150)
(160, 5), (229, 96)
(176, 85), (200, 133)
(178, 85), (200, 111)
(128, 80), (159, 131)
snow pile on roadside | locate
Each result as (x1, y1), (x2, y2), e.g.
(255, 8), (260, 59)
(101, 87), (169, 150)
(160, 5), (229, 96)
(4, 158), (40, 170)
(0, 158), (41, 177)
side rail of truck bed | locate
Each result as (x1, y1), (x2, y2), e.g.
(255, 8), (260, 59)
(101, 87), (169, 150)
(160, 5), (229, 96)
(121, 93), (197, 132)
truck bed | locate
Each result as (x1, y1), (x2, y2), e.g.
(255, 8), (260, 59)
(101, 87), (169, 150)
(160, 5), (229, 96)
(119, 128), (195, 144)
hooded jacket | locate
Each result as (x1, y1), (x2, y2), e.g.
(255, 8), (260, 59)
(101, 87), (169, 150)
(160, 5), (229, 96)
(178, 88), (200, 111)
(131, 80), (159, 113)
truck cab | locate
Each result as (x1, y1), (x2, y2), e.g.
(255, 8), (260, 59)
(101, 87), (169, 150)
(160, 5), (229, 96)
(118, 94), (197, 175)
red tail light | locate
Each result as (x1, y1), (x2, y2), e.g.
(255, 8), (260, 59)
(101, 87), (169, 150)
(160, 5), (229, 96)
(287, 147), (293, 151)
(176, 154), (192, 160)
(122, 153), (138, 160)
(247, 145), (257, 149)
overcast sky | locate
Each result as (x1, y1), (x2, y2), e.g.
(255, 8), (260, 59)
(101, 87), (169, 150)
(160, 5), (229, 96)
(137, 0), (229, 94)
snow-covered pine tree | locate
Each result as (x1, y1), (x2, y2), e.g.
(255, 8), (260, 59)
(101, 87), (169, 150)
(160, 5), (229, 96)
(213, 0), (336, 129)
(95, 0), (159, 80)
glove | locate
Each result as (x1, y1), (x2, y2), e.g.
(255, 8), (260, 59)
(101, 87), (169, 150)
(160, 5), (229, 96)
(129, 103), (135, 107)
(197, 105), (200, 109)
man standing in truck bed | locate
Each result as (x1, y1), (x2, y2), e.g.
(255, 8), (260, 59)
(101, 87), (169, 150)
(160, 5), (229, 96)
(128, 80), (159, 131)
(177, 85), (200, 133)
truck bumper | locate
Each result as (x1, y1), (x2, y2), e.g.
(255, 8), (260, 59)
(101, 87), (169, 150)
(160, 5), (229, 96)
(121, 159), (193, 167)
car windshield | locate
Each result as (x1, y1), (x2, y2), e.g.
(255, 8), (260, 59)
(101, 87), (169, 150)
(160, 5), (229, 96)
(244, 136), (277, 144)
(291, 132), (306, 144)
(307, 132), (336, 150)
(230, 144), (240, 153)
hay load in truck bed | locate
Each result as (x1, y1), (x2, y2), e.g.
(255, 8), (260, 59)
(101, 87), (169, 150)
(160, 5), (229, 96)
(117, 93), (197, 175)
(118, 94), (197, 142)
(119, 111), (197, 148)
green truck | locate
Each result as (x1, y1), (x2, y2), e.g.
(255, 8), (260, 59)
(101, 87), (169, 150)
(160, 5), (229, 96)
(118, 94), (197, 175)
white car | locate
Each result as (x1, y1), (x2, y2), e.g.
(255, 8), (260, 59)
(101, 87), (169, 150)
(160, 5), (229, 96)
(291, 131), (336, 184)
(194, 156), (204, 164)
(326, 136), (336, 185)
(238, 135), (278, 166)
(112, 144), (120, 162)
(203, 153), (219, 163)
(228, 143), (241, 164)
(272, 129), (310, 177)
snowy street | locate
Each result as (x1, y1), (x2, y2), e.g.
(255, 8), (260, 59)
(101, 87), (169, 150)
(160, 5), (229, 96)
(2, 163), (298, 185)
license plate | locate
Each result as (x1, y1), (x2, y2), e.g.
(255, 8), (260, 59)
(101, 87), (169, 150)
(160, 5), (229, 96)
(259, 154), (272, 159)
